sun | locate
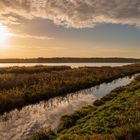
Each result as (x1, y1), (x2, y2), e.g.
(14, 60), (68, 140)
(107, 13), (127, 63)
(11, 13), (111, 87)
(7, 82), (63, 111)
(0, 25), (9, 44)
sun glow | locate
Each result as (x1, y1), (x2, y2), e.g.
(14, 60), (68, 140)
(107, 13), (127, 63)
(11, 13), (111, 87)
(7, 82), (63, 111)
(0, 25), (9, 44)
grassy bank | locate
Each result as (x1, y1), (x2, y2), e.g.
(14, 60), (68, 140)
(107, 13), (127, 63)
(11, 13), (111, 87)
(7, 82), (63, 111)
(0, 64), (140, 114)
(29, 75), (140, 140)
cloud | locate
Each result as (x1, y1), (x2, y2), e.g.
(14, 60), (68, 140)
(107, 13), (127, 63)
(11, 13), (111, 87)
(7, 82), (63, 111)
(0, 0), (140, 28)
(7, 33), (54, 40)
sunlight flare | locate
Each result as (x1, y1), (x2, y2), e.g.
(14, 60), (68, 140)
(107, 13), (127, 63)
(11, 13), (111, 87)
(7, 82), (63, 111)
(0, 25), (9, 44)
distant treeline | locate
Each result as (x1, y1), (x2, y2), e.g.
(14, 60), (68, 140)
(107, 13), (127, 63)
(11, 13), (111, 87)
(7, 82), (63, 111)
(0, 57), (140, 63)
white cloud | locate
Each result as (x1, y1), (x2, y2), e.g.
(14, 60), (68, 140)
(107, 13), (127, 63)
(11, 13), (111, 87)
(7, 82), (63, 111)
(0, 0), (140, 28)
(7, 33), (54, 40)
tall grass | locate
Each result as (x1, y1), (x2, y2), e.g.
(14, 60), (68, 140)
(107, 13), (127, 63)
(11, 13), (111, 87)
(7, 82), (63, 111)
(0, 65), (71, 74)
(0, 64), (140, 114)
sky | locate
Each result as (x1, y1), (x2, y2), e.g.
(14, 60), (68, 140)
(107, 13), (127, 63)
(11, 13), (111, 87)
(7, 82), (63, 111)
(0, 0), (140, 58)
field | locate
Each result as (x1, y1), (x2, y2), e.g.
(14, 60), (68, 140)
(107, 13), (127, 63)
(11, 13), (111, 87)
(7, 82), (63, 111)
(1, 64), (140, 114)
(29, 75), (140, 140)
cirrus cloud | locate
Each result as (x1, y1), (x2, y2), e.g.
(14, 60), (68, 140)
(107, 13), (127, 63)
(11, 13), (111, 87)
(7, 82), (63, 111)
(7, 33), (54, 40)
(0, 0), (140, 28)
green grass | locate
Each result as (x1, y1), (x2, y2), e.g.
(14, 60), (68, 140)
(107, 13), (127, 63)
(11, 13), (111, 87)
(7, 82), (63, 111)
(29, 75), (140, 140)
(0, 63), (140, 114)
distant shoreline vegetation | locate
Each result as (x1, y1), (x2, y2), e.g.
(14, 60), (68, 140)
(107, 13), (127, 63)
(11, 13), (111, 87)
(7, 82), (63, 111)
(0, 57), (139, 63)
(0, 63), (140, 115)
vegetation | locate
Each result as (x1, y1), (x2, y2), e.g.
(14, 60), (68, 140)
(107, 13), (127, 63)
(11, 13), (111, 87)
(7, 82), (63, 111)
(0, 65), (71, 74)
(29, 75), (140, 140)
(0, 63), (140, 114)
(0, 57), (139, 63)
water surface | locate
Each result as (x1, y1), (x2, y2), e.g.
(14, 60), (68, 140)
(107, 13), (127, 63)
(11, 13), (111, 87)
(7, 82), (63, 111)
(0, 74), (138, 140)
(0, 63), (132, 68)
